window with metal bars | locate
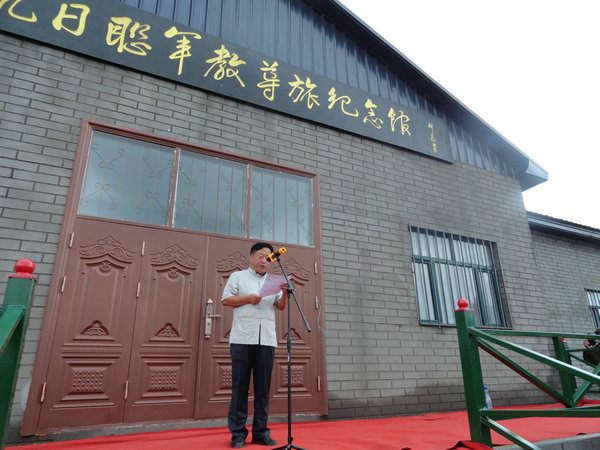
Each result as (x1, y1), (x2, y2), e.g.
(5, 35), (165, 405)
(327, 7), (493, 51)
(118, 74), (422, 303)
(409, 226), (507, 327)
(78, 130), (314, 246)
(586, 289), (600, 328)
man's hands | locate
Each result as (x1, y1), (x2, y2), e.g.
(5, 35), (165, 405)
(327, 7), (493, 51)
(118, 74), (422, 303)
(247, 293), (262, 306)
(276, 283), (289, 310)
(222, 294), (261, 308)
(223, 287), (288, 309)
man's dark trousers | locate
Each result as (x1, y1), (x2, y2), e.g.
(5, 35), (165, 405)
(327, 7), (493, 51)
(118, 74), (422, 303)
(228, 343), (275, 441)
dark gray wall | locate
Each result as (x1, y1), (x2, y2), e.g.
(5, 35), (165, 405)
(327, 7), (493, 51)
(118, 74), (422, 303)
(531, 229), (600, 336)
(1, 33), (558, 442)
(120, 0), (523, 182)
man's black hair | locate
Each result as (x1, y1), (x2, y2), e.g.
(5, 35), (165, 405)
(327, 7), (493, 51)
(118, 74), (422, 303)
(250, 242), (274, 254)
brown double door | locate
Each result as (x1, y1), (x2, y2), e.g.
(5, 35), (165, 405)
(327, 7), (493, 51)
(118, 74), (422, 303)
(197, 237), (324, 417)
(34, 216), (324, 431)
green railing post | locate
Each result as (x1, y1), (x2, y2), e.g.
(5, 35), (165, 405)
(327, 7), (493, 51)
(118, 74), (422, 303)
(553, 337), (577, 399)
(455, 298), (491, 446)
(0, 259), (36, 449)
(454, 307), (600, 448)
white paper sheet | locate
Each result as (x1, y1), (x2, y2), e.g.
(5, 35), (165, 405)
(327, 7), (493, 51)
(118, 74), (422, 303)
(259, 274), (287, 297)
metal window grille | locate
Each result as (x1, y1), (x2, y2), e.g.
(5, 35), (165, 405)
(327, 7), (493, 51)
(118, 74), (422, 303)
(79, 132), (174, 225)
(174, 151), (248, 236)
(410, 226), (506, 327)
(586, 289), (600, 328)
(250, 167), (314, 246)
(79, 130), (314, 246)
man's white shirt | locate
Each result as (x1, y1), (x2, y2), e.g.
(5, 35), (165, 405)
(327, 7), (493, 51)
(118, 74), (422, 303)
(221, 268), (283, 347)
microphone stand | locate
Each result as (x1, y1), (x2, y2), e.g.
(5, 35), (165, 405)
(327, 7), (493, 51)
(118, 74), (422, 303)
(273, 254), (310, 450)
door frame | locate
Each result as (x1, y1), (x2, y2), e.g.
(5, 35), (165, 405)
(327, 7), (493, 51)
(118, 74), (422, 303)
(21, 119), (327, 435)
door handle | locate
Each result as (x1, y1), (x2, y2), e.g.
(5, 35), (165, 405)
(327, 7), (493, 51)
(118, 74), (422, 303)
(204, 298), (221, 339)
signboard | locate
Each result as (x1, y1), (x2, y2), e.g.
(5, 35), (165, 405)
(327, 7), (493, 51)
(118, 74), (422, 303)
(1, 0), (452, 162)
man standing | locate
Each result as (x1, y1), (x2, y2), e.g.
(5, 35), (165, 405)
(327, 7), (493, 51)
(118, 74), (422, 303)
(222, 242), (288, 448)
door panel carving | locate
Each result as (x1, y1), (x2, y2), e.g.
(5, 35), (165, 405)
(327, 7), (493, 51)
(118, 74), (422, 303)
(25, 123), (326, 435)
(270, 252), (319, 412)
(195, 239), (246, 418)
(35, 222), (325, 431)
(38, 219), (142, 429)
(124, 229), (205, 423)
(196, 238), (323, 418)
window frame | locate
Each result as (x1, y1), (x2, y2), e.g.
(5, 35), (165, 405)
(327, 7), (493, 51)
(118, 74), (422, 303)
(586, 289), (600, 328)
(410, 226), (507, 328)
(75, 120), (318, 247)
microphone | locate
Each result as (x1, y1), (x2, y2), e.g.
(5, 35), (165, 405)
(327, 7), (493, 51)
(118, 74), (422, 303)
(267, 247), (286, 262)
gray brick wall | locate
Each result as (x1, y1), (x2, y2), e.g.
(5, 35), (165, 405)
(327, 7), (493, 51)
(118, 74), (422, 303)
(1, 33), (561, 439)
(530, 229), (600, 335)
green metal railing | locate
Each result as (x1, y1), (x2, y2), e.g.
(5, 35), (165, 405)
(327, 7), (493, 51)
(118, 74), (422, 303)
(563, 343), (600, 394)
(0, 259), (36, 449)
(455, 298), (600, 450)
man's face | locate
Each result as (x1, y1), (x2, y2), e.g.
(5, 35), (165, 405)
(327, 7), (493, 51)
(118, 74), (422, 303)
(250, 247), (271, 275)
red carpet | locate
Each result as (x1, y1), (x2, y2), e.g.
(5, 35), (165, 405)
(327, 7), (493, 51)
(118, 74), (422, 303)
(10, 402), (600, 450)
